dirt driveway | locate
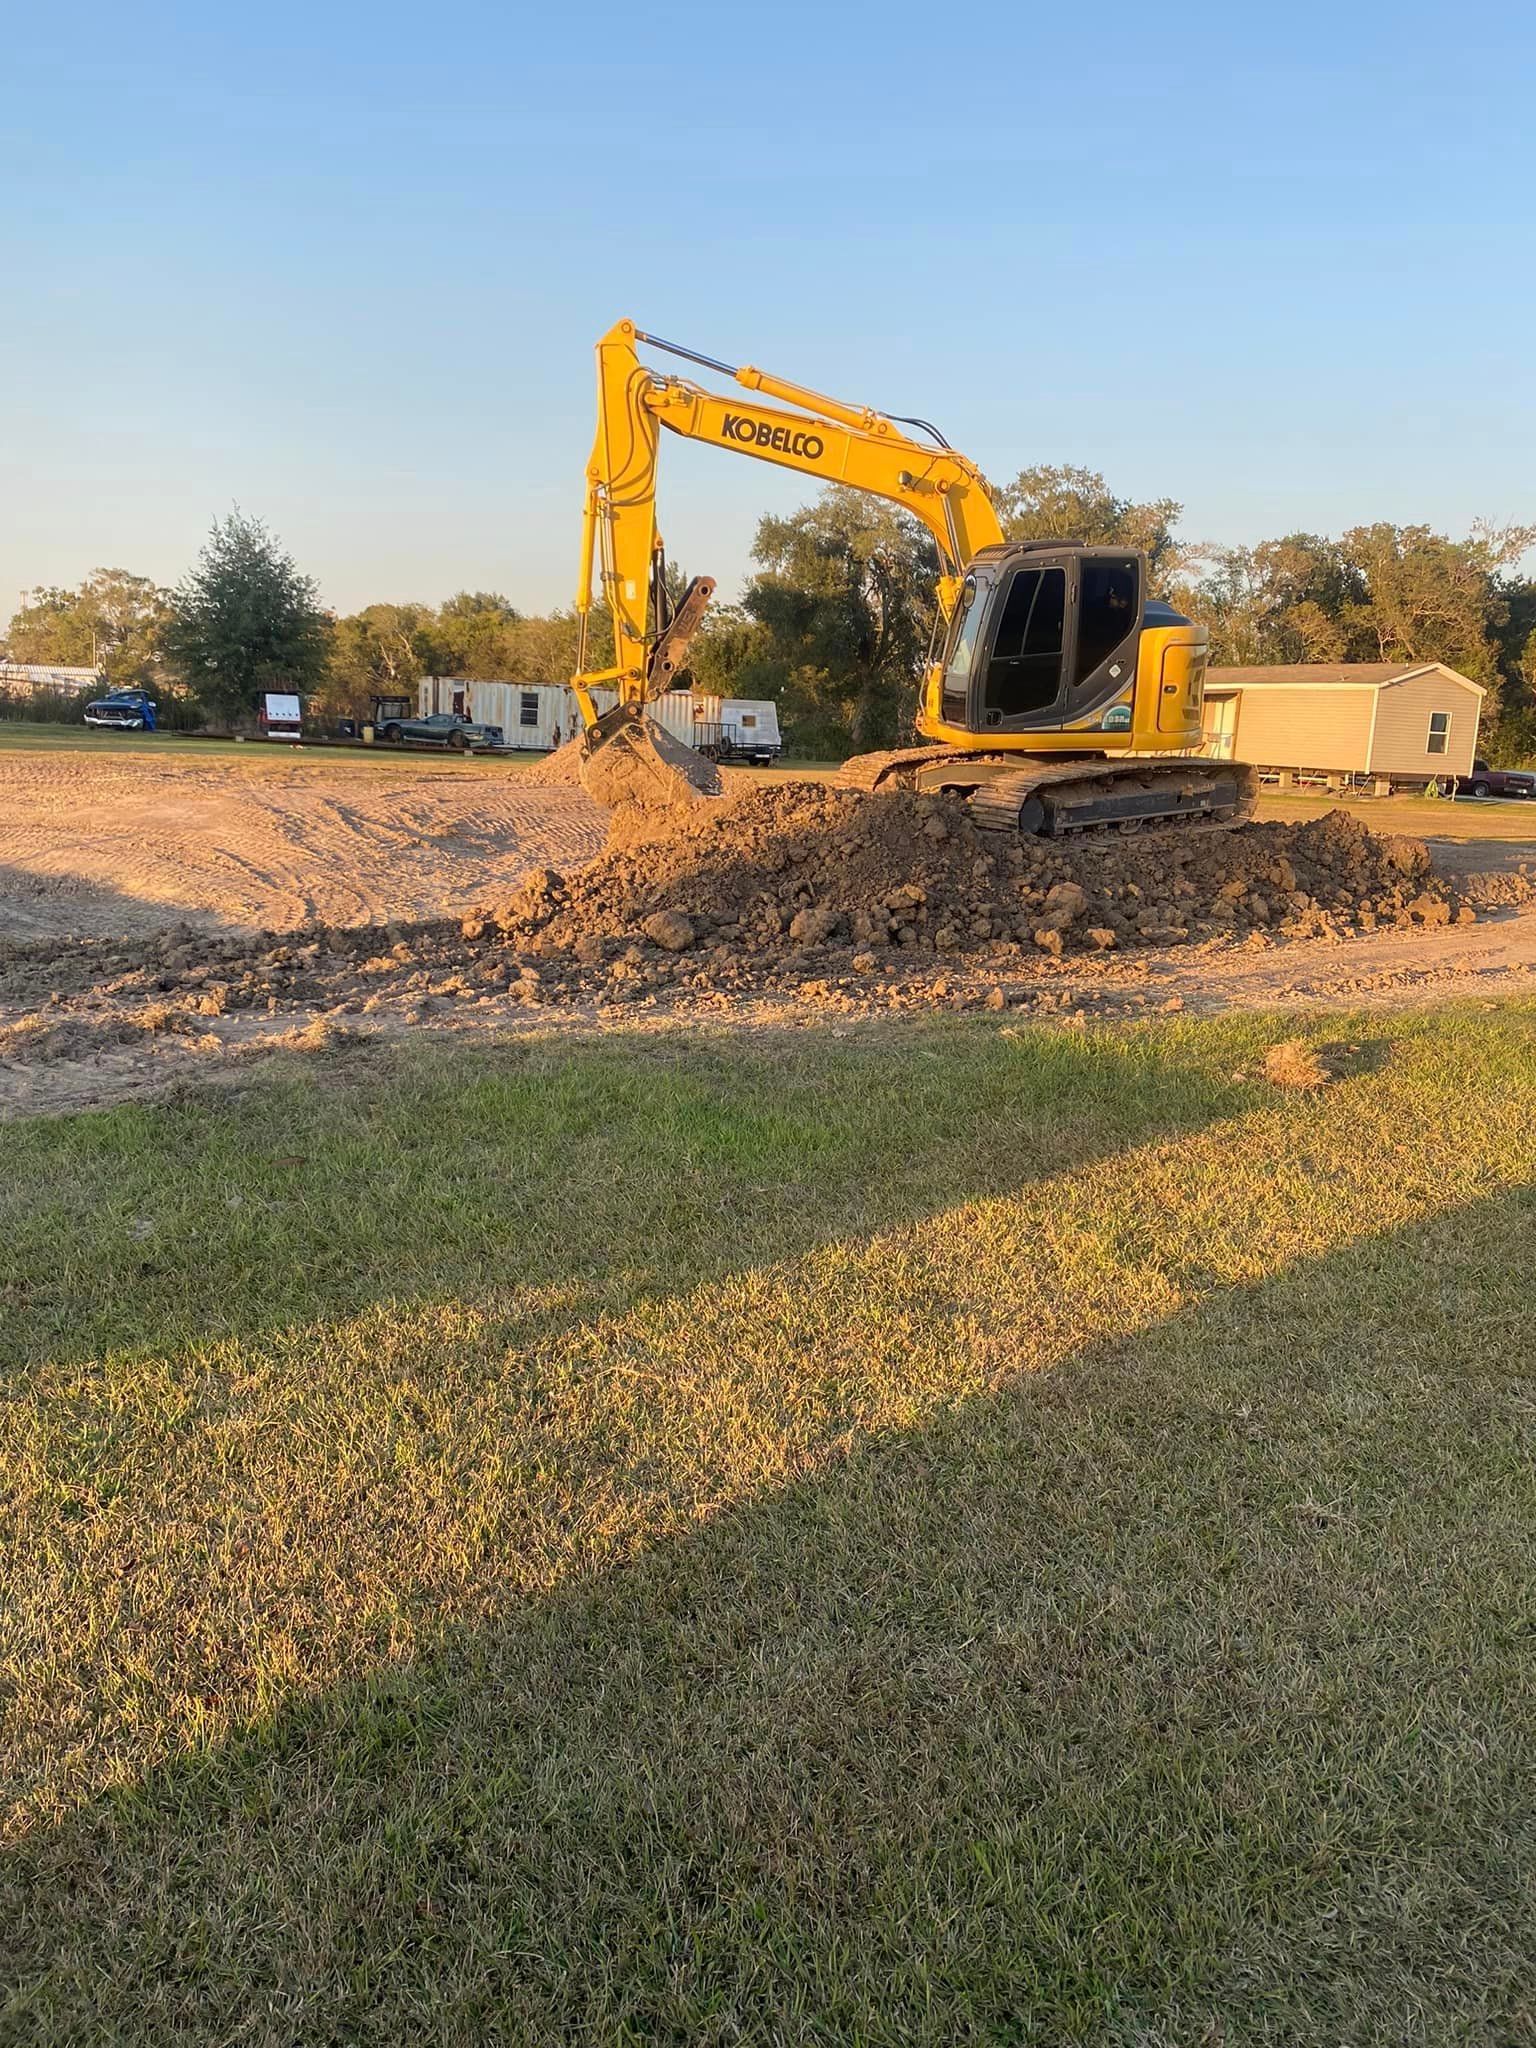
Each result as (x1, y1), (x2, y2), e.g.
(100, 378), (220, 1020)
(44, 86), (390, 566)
(0, 745), (610, 943)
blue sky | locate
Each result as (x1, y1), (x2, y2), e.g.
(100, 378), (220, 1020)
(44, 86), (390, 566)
(4, 0), (1533, 620)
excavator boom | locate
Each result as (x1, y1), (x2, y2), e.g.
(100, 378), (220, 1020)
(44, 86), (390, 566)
(572, 321), (1000, 719)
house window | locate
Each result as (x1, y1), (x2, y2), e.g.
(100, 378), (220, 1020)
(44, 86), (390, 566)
(1427, 711), (1451, 755)
(520, 691), (539, 727)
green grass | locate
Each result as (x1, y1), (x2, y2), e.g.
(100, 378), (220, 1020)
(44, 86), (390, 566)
(3, 1008), (1536, 2043)
(0, 719), (840, 782)
(0, 720), (528, 771)
(1258, 783), (1536, 845)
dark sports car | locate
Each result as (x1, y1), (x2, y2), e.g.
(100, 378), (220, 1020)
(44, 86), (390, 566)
(377, 711), (503, 750)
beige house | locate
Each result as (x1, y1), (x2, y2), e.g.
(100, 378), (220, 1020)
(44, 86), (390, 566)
(1201, 662), (1484, 786)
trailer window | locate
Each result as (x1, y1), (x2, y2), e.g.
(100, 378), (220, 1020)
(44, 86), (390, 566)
(1075, 559), (1139, 684)
(520, 691), (539, 727)
(1426, 711), (1451, 754)
(740, 713), (757, 728)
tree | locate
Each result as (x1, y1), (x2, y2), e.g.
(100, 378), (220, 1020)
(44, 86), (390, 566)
(994, 465), (1189, 591)
(1335, 521), (1534, 683)
(1178, 521), (1536, 712)
(163, 511), (328, 720)
(742, 489), (938, 755)
(682, 604), (772, 698)
(508, 604), (616, 685)
(1494, 575), (1536, 701)
(3, 569), (173, 687)
(433, 591), (522, 678)
(325, 603), (439, 714)
(1173, 535), (1364, 666)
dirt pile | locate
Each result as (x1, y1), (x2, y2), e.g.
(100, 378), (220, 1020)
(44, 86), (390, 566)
(3, 783), (1529, 1037)
(517, 736), (587, 787)
(484, 781), (1487, 966)
(577, 710), (723, 811)
(519, 717), (722, 810)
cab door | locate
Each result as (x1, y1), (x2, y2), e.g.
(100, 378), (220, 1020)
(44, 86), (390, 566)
(976, 554), (1072, 729)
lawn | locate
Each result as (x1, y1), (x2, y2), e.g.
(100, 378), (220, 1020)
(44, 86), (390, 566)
(1257, 782), (1536, 848)
(0, 720), (524, 772)
(3, 1008), (1535, 2042)
(0, 718), (845, 783)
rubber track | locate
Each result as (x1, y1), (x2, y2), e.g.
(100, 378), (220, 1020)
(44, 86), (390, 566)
(837, 751), (1258, 838)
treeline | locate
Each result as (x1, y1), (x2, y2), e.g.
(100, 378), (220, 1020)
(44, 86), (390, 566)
(6, 484), (1535, 761)
(0, 512), (613, 729)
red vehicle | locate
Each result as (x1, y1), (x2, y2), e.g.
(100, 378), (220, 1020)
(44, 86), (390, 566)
(1457, 760), (1536, 800)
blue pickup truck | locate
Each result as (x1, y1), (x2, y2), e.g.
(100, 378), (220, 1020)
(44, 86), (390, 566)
(83, 689), (157, 731)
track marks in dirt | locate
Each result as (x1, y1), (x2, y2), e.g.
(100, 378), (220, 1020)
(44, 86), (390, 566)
(0, 752), (608, 941)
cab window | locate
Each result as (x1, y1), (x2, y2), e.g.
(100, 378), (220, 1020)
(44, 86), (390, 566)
(941, 577), (984, 722)
(1075, 558), (1139, 685)
(984, 567), (1066, 716)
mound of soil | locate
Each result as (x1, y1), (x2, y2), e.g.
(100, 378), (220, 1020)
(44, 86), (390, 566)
(517, 736), (586, 787)
(486, 782), (1481, 966)
(3, 783), (1527, 1033)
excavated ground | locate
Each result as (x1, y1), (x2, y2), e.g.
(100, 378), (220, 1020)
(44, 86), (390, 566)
(509, 782), (1508, 960)
(4, 782), (1532, 1075)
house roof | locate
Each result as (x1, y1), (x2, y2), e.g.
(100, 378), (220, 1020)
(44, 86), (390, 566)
(1205, 661), (1484, 696)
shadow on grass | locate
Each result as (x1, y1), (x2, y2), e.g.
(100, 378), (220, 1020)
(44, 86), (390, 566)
(5, 1175), (1533, 2045)
(1, 1016), (1258, 1375)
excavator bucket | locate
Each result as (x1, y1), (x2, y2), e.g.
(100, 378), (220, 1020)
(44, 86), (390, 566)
(578, 702), (723, 812)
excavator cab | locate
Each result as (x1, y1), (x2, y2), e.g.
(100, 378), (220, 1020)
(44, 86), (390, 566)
(932, 543), (1153, 739)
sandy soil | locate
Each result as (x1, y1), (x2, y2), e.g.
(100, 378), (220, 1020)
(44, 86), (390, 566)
(0, 750), (608, 942)
(5, 905), (1536, 1125)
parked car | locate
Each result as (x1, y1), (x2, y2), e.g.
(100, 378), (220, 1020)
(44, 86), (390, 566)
(84, 689), (157, 731)
(1457, 760), (1536, 800)
(377, 711), (504, 751)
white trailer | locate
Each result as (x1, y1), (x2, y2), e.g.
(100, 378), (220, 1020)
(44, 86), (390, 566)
(691, 695), (782, 765)
(417, 677), (576, 749)
(418, 677), (782, 762)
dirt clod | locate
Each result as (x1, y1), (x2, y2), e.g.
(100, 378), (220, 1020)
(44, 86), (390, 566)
(641, 909), (696, 953)
(1262, 1039), (1333, 1090)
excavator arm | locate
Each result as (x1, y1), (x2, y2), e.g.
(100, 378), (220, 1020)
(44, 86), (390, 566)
(571, 318), (1004, 728)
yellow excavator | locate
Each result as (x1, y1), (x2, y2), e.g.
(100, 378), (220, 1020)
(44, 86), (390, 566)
(571, 319), (1255, 836)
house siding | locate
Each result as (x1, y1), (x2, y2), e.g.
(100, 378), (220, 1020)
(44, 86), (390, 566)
(1367, 670), (1481, 778)
(1232, 687), (1375, 772)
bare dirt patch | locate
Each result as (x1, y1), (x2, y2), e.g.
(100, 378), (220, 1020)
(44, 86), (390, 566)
(0, 747), (607, 942)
